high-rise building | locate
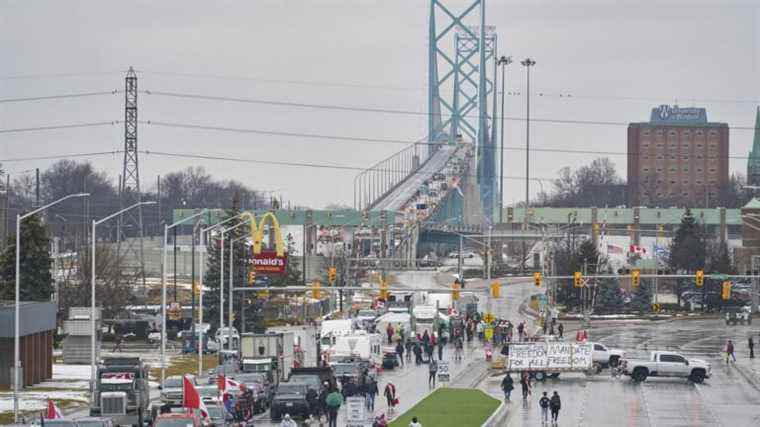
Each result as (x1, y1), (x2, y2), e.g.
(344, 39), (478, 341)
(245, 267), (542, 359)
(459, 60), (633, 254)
(746, 107), (760, 186)
(628, 105), (729, 207)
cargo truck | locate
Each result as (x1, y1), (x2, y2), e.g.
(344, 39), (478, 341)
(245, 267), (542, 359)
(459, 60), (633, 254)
(239, 332), (294, 387)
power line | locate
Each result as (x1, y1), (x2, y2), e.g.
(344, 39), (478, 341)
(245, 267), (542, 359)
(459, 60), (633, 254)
(0, 151), (122, 163)
(0, 70), (124, 81)
(142, 90), (760, 131)
(0, 121), (118, 134)
(139, 149), (556, 183)
(0, 90), (120, 104)
(141, 119), (759, 161)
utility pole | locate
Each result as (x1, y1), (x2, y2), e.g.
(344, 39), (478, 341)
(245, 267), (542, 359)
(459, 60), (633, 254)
(520, 58), (536, 212)
(497, 56), (512, 224)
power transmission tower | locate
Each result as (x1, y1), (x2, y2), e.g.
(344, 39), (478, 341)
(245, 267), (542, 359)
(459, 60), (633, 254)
(117, 66), (146, 286)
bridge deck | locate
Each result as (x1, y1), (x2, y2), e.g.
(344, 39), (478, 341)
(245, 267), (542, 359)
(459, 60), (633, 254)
(371, 145), (456, 212)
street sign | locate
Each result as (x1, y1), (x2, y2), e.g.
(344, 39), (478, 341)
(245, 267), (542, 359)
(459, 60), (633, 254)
(345, 396), (367, 427)
(437, 361), (450, 383)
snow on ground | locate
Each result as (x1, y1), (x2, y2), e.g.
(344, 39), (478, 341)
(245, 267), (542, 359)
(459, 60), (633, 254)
(52, 364), (91, 381)
(0, 390), (88, 412)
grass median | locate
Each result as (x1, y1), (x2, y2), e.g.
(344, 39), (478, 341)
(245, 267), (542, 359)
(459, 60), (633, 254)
(389, 388), (500, 427)
(150, 354), (219, 381)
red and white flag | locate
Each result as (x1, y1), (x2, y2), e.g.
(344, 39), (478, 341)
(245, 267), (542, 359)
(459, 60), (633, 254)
(46, 400), (63, 419)
(183, 375), (209, 421)
(629, 245), (647, 255)
(217, 375), (246, 394)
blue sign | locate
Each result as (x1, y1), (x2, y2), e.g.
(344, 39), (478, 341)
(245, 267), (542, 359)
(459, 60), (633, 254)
(650, 105), (707, 124)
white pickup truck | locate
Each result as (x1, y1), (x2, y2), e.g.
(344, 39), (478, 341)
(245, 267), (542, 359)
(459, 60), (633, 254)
(622, 351), (711, 383)
(589, 342), (625, 371)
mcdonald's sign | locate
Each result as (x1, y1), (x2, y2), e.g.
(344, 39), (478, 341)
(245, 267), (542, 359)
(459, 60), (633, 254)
(240, 211), (289, 274)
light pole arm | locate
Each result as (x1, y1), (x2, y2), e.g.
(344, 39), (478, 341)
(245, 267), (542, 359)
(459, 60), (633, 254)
(169, 209), (209, 229)
(94, 201), (156, 226)
(20, 192), (90, 220)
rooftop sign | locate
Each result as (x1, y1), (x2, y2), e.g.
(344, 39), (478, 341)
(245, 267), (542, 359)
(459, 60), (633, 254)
(650, 104), (707, 124)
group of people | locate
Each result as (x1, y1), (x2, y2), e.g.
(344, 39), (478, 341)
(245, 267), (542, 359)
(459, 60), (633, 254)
(501, 372), (562, 424)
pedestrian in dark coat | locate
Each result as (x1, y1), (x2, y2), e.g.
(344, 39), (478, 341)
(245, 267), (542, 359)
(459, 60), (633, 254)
(500, 374), (514, 401)
(749, 337), (755, 359)
(550, 391), (561, 423)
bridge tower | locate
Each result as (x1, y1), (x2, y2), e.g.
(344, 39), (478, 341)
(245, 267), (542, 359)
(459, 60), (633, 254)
(118, 67), (146, 284)
(428, 0), (499, 223)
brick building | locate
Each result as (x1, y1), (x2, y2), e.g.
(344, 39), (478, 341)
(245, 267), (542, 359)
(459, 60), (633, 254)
(627, 105), (729, 207)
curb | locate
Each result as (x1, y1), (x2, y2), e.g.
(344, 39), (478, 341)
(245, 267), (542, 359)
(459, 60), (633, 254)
(481, 400), (508, 427)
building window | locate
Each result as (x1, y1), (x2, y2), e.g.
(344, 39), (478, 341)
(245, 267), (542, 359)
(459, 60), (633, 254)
(656, 193), (663, 198)
(643, 129), (651, 136)
(657, 143), (664, 148)
(696, 130), (704, 136)
(696, 180), (702, 185)
(697, 143), (703, 148)
(657, 155), (664, 160)
(709, 168), (716, 173)
(642, 168), (649, 173)
(670, 155), (676, 160)
(682, 130), (691, 137)
(656, 130), (664, 137)
(656, 168), (663, 173)
(668, 130), (677, 137)
(683, 180), (689, 185)
(669, 167), (677, 172)
(709, 130), (718, 137)
(670, 180), (677, 184)
(683, 167), (689, 172)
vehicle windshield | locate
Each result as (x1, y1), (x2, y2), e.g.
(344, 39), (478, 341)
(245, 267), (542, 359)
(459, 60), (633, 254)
(357, 310), (376, 318)
(163, 377), (183, 388)
(289, 375), (321, 388)
(235, 373), (266, 384)
(333, 364), (359, 376)
(276, 384), (306, 395)
(155, 418), (195, 427)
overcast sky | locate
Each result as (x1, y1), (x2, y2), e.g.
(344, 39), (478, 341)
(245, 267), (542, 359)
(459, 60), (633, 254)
(2, 0), (759, 209)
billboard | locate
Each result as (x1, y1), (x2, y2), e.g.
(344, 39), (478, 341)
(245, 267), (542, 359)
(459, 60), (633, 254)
(253, 250), (287, 274)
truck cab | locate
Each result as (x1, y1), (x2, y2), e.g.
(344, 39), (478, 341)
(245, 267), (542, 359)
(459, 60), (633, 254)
(90, 357), (150, 426)
(588, 342), (625, 369)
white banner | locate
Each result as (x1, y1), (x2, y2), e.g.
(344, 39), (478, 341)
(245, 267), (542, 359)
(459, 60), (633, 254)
(507, 342), (592, 371)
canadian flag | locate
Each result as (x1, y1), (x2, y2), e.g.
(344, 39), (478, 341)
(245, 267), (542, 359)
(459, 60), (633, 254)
(183, 375), (209, 421)
(629, 245), (647, 255)
(46, 399), (63, 419)
(217, 375), (246, 395)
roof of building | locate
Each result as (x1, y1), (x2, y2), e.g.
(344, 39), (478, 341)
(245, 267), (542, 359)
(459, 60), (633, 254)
(0, 301), (56, 337)
(507, 207), (739, 226)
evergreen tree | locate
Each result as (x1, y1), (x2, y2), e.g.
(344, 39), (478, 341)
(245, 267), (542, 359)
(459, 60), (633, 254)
(0, 215), (54, 301)
(707, 241), (734, 274)
(629, 281), (652, 312)
(268, 233), (302, 287)
(668, 208), (705, 273)
(594, 278), (624, 314)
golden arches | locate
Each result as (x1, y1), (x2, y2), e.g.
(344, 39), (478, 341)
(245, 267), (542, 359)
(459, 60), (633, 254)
(253, 212), (286, 257)
(239, 211), (259, 242)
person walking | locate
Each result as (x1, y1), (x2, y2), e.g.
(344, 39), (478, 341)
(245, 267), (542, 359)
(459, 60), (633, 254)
(726, 339), (736, 364)
(365, 376), (378, 411)
(557, 323), (564, 339)
(384, 382), (398, 416)
(454, 336), (464, 362)
(414, 342), (423, 365)
(520, 372), (532, 400)
(500, 373), (514, 402)
(409, 416), (422, 427)
(387, 324), (395, 345)
(396, 341), (405, 367)
(325, 388), (344, 427)
(405, 339), (413, 364)
(549, 391), (561, 424)
(428, 359), (438, 388)
(517, 322), (525, 342)
(539, 392), (550, 424)
(749, 337), (755, 359)
(437, 335), (444, 361)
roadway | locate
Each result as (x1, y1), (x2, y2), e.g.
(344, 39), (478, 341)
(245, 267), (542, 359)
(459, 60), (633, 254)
(371, 145), (456, 212)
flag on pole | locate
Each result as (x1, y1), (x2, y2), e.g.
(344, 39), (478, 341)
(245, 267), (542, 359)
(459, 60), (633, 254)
(629, 245), (647, 255)
(46, 399), (63, 419)
(217, 374), (245, 394)
(183, 375), (209, 420)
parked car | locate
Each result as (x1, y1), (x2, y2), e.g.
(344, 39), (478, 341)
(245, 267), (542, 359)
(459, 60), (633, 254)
(204, 403), (232, 427)
(153, 412), (203, 427)
(160, 375), (195, 406)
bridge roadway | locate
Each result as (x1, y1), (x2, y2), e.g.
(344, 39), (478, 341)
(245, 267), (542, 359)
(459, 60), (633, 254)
(371, 145), (456, 213)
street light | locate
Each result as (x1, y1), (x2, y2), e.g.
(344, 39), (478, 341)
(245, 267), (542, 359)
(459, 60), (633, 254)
(196, 212), (250, 376)
(521, 58), (536, 214)
(161, 209), (208, 384)
(218, 218), (255, 354)
(497, 55), (513, 224)
(14, 192), (89, 422)
(90, 200), (156, 403)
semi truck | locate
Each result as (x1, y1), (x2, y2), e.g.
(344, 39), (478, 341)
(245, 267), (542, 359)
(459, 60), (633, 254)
(89, 357), (150, 426)
(239, 332), (294, 387)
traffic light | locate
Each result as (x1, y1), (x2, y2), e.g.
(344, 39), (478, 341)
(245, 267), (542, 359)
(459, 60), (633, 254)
(490, 281), (501, 298)
(328, 267), (337, 285)
(452, 282), (461, 300)
(631, 270), (640, 288)
(533, 272), (542, 288)
(573, 272), (583, 288)
(695, 270), (704, 287)
(248, 270), (256, 286)
(311, 281), (322, 299)
(379, 280), (389, 300)
(721, 281), (732, 300)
